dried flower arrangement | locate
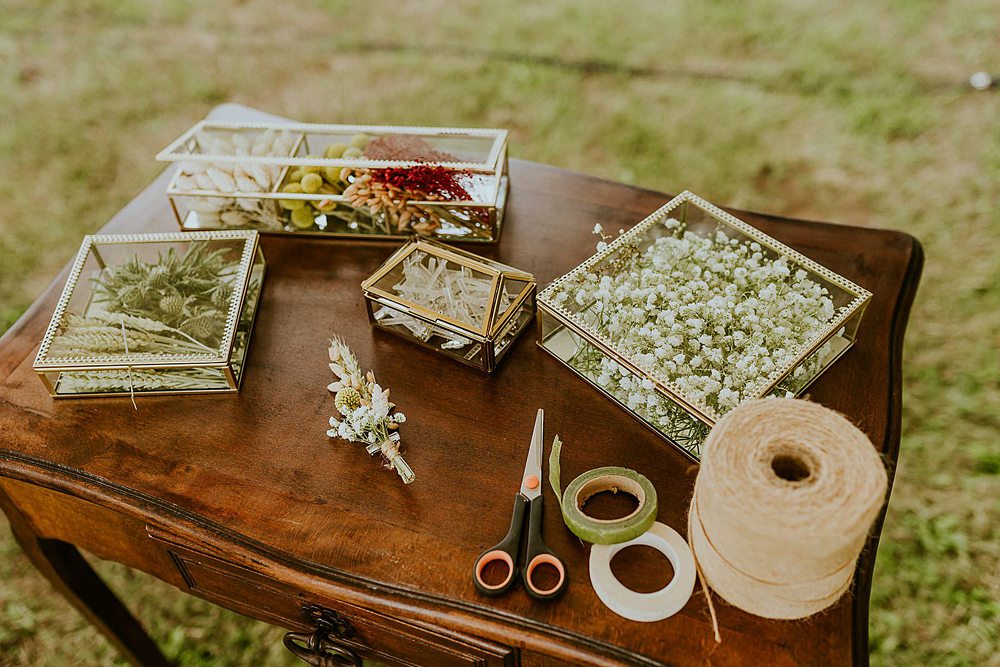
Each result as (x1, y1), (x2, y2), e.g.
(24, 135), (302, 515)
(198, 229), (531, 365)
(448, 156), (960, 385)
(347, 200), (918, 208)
(173, 129), (297, 231)
(92, 243), (239, 348)
(48, 241), (255, 394)
(541, 200), (868, 459)
(160, 121), (508, 241)
(550, 220), (843, 416)
(327, 336), (415, 484)
(280, 133), (486, 236)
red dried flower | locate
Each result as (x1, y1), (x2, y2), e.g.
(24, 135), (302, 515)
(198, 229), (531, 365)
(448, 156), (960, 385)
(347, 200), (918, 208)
(371, 165), (471, 202)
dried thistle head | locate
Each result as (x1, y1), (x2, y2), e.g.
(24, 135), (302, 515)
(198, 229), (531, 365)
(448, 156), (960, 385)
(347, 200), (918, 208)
(119, 285), (147, 309)
(148, 265), (170, 289)
(159, 294), (185, 317)
(88, 241), (241, 349)
(211, 285), (232, 309)
(180, 312), (221, 343)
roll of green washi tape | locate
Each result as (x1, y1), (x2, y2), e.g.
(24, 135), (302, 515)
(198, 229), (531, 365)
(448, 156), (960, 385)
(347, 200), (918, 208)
(560, 466), (658, 545)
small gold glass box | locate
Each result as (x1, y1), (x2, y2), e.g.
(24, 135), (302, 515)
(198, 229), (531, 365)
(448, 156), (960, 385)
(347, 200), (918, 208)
(157, 121), (509, 243)
(33, 230), (266, 397)
(362, 238), (536, 372)
(537, 191), (872, 461)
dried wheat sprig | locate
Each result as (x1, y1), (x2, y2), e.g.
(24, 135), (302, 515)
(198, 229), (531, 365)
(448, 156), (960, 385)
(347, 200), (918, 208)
(52, 314), (218, 357)
(327, 336), (366, 396)
(57, 368), (228, 393)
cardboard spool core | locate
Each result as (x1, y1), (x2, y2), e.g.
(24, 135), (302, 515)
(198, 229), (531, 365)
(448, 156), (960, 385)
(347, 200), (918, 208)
(611, 544), (676, 593)
(574, 474), (646, 523)
(771, 453), (812, 483)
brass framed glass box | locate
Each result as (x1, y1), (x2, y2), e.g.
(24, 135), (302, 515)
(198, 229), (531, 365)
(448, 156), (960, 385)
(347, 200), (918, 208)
(33, 230), (266, 397)
(157, 121), (509, 243)
(537, 191), (872, 461)
(362, 238), (535, 372)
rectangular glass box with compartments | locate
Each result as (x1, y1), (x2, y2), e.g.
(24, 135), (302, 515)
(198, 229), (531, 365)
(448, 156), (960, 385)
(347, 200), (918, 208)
(157, 121), (509, 243)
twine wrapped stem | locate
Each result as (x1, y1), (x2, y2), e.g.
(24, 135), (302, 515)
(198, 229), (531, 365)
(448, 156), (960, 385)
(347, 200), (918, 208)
(367, 433), (415, 484)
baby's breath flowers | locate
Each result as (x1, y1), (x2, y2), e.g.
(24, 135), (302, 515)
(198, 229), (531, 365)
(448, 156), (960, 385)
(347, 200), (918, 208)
(326, 336), (414, 484)
(551, 218), (846, 428)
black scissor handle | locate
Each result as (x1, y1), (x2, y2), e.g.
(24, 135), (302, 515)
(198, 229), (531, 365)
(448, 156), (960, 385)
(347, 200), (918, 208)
(523, 495), (567, 601)
(473, 494), (528, 596)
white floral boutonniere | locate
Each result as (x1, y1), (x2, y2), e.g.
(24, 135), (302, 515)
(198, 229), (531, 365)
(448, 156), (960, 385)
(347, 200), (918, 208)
(326, 336), (415, 484)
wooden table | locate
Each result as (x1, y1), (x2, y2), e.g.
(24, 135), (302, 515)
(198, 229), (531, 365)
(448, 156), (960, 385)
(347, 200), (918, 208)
(0, 104), (922, 666)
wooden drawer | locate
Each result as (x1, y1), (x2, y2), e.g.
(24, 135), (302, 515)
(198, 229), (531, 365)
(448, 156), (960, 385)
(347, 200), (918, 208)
(152, 535), (515, 667)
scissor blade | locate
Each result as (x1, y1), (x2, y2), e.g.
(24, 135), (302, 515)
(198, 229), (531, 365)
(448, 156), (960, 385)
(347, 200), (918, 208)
(519, 408), (544, 499)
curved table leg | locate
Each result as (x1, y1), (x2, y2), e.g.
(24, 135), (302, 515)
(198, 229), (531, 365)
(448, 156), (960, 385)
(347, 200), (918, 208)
(0, 492), (171, 667)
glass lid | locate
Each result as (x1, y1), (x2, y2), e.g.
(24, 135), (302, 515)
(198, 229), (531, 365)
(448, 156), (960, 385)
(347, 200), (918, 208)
(35, 231), (260, 368)
(158, 121), (508, 173)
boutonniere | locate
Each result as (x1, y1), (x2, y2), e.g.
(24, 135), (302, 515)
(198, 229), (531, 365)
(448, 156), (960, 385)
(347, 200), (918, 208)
(326, 336), (415, 484)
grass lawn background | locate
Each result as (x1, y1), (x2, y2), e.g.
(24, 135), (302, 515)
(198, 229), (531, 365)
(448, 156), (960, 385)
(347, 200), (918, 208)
(1, 1), (997, 664)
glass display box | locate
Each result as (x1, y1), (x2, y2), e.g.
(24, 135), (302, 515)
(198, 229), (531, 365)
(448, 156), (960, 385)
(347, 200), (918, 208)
(33, 230), (266, 397)
(157, 121), (509, 243)
(362, 238), (535, 372)
(537, 191), (872, 461)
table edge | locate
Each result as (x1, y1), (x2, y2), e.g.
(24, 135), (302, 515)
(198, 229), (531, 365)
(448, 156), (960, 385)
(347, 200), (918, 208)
(850, 233), (924, 666)
(0, 451), (666, 667)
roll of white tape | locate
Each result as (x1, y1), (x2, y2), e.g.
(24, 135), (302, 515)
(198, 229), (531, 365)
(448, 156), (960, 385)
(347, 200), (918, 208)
(588, 521), (696, 622)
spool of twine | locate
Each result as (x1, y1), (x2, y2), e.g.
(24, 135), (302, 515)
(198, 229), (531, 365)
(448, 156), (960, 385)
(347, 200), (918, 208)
(688, 398), (887, 628)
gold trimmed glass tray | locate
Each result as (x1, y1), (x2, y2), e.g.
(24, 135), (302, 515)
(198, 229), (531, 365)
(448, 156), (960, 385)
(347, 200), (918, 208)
(33, 230), (265, 397)
(362, 238), (535, 372)
(537, 191), (872, 461)
(157, 121), (509, 243)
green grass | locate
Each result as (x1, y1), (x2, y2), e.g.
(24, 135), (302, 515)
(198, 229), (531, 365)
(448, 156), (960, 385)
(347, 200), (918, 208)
(1, 1), (998, 664)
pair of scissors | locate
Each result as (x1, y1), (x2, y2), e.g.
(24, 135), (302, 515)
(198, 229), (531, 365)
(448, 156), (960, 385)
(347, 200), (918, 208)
(473, 408), (567, 600)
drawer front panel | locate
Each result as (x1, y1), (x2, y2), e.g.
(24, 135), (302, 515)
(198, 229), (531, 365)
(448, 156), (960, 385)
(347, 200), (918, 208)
(161, 541), (514, 667)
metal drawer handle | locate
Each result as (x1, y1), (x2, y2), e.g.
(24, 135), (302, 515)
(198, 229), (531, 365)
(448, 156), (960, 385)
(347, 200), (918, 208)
(283, 629), (361, 667)
(283, 603), (361, 666)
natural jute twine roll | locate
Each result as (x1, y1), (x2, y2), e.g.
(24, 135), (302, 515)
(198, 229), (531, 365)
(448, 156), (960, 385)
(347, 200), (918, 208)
(688, 398), (887, 635)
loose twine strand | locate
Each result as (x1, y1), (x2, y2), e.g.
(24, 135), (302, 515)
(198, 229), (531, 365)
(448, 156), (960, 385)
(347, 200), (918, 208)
(119, 319), (138, 411)
(689, 398), (887, 640)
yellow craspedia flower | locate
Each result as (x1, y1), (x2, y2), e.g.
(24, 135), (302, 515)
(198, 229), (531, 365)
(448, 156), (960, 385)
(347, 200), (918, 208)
(335, 386), (362, 414)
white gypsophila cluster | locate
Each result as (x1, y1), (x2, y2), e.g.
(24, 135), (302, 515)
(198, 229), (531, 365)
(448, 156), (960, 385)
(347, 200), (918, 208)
(552, 218), (839, 417)
(589, 349), (709, 451)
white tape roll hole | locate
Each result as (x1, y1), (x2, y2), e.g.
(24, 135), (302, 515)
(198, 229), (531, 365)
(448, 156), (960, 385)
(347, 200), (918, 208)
(589, 521), (696, 622)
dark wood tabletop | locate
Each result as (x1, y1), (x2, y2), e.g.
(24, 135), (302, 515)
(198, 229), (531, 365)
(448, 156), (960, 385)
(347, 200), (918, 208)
(0, 104), (922, 666)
